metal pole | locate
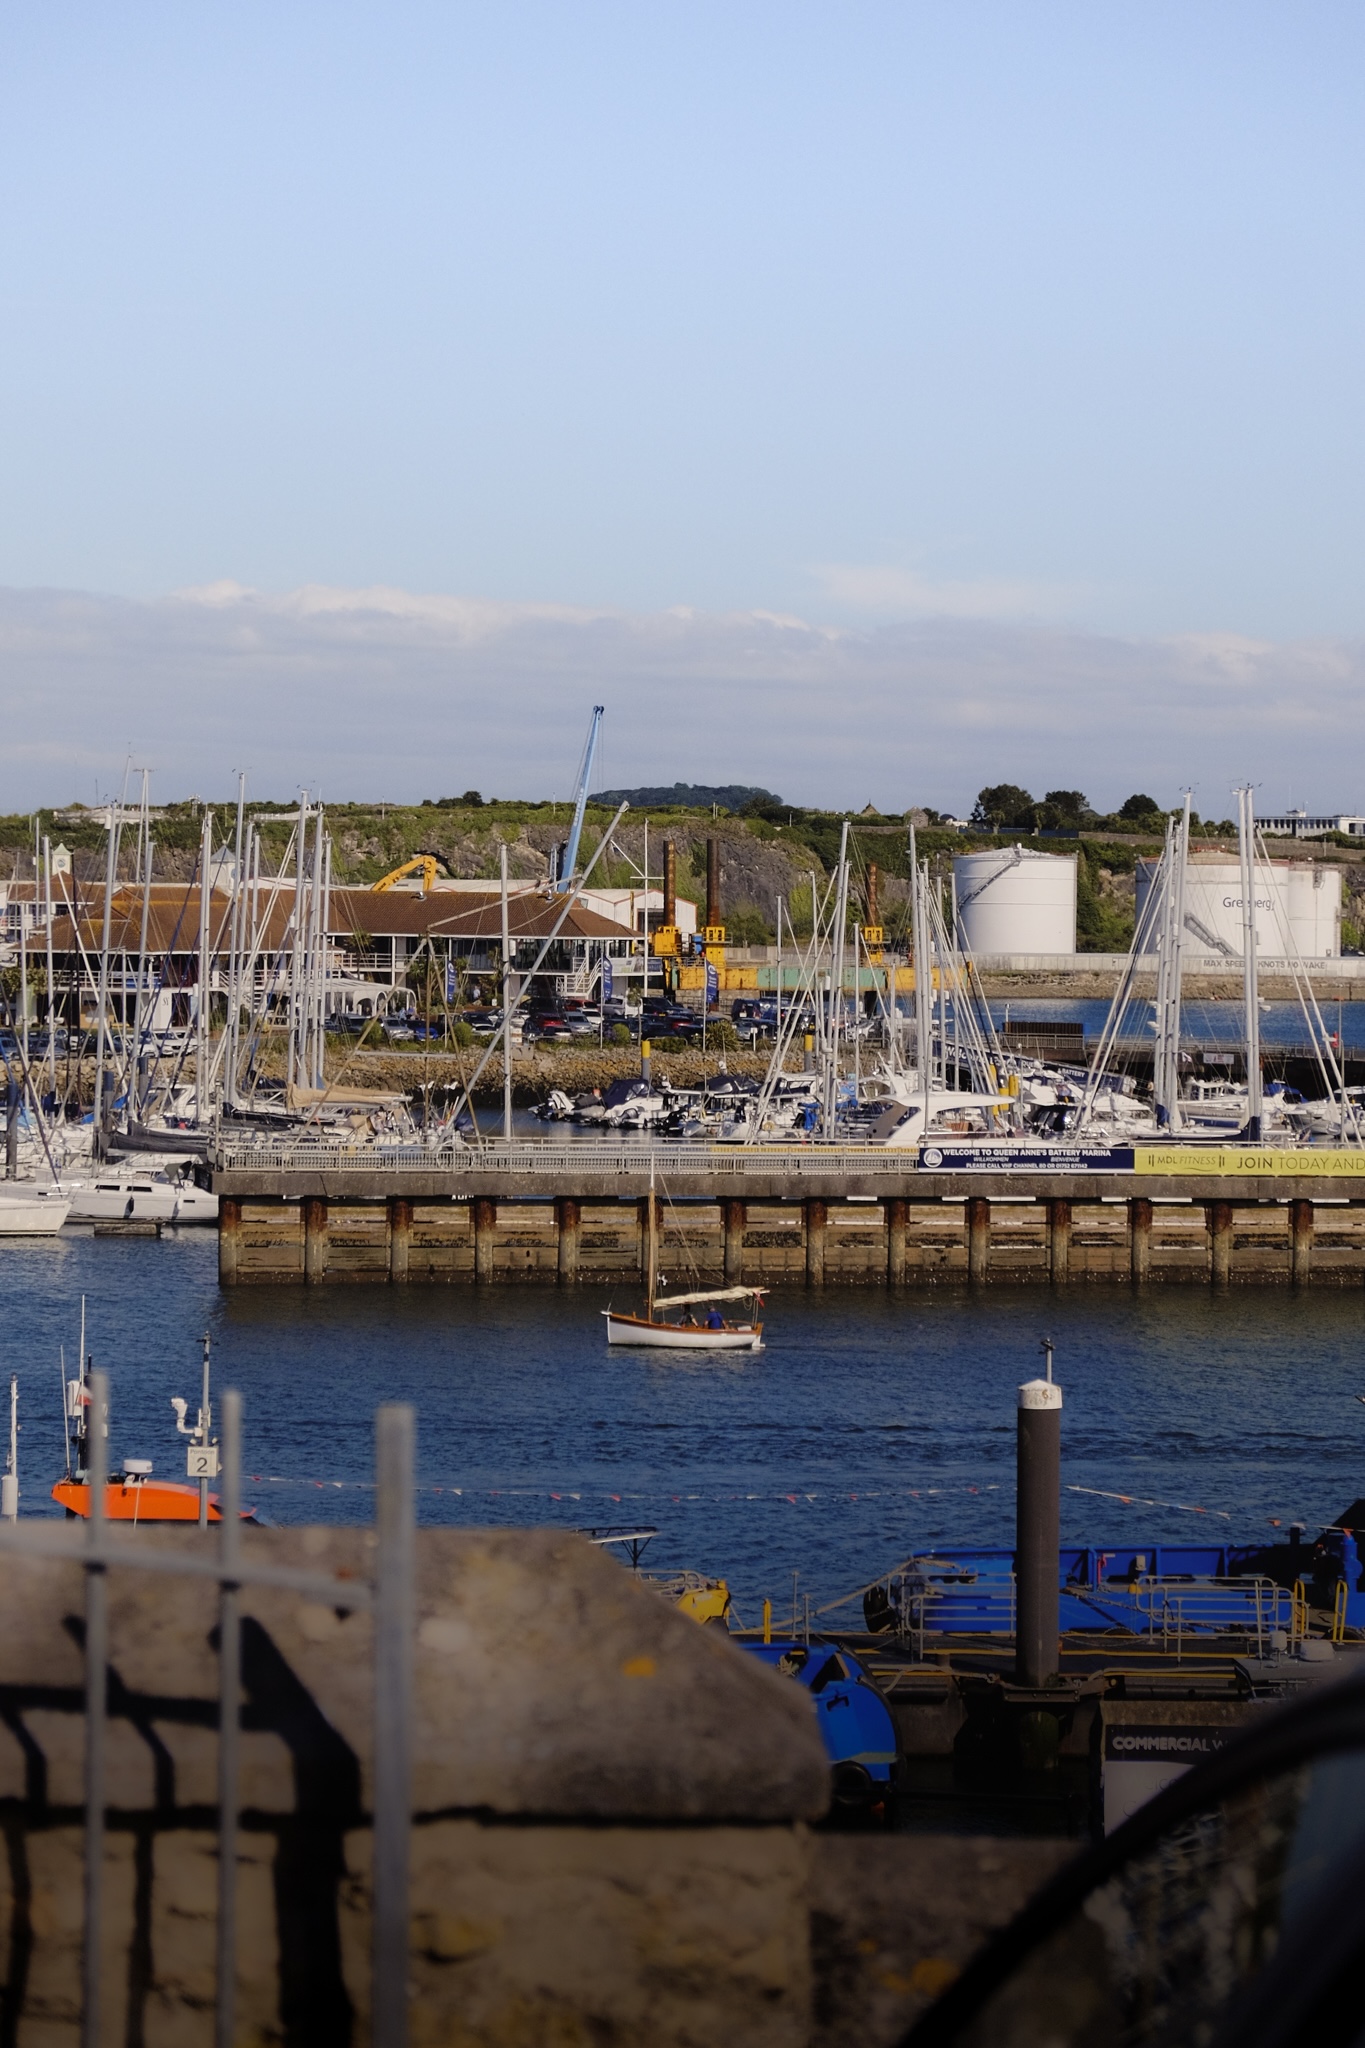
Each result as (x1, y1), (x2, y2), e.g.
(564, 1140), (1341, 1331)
(1168, 794), (1191, 1130)
(128, 792), (153, 1122)
(907, 825), (931, 1124)
(1152, 816), (1176, 1125)
(83, 1367), (109, 2048)
(198, 1334), (212, 1529)
(825, 823), (850, 1133)
(92, 806), (120, 1153)
(19, 862), (30, 1099)
(500, 843), (513, 1143)
(1237, 786), (1263, 1140)
(775, 898), (783, 1049)
(1015, 1347), (1062, 1687)
(43, 837), (56, 1099)
(215, 1389), (242, 2048)
(196, 810), (213, 1124)
(373, 1404), (415, 2048)
(3, 1375), (17, 1520)
(224, 774), (247, 1113)
(290, 795), (308, 1101)
(310, 816), (328, 1090)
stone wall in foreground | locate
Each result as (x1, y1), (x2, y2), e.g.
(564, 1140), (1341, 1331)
(0, 1525), (1073, 2044)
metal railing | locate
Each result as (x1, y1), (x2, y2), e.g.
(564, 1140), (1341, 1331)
(1128, 1575), (1296, 1657)
(215, 1139), (919, 1177)
(0, 1371), (415, 2048)
(893, 1566), (1297, 1654)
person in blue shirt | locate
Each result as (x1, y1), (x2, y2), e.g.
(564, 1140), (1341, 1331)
(706, 1307), (724, 1329)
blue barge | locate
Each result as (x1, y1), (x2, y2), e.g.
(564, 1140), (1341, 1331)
(866, 1515), (1365, 1645)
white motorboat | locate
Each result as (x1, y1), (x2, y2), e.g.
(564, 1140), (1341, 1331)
(63, 1172), (219, 1225)
(0, 1187), (72, 1235)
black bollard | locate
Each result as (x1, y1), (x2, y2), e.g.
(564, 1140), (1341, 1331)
(1015, 1343), (1062, 1687)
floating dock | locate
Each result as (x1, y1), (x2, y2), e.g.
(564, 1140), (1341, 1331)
(212, 1142), (1365, 1285)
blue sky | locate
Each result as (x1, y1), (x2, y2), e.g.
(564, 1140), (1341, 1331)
(3, 4), (1364, 809)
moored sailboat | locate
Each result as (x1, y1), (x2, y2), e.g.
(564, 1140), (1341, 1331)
(602, 1161), (767, 1349)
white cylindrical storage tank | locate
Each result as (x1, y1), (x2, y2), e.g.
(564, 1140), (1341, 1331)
(1281, 863), (1341, 958)
(1135, 859), (1342, 959)
(954, 848), (1077, 956)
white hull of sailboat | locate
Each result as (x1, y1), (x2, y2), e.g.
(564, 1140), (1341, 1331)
(62, 1180), (219, 1224)
(0, 1190), (71, 1235)
(603, 1312), (764, 1351)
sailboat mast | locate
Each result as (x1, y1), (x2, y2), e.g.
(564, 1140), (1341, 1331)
(126, 774), (153, 1124)
(92, 801), (121, 1153)
(43, 837), (56, 1099)
(646, 1160), (658, 1320)
(1166, 793), (1190, 1130)
(195, 808), (213, 1125)
(824, 822), (850, 1134)
(1237, 785), (1263, 1141)
(775, 898), (783, 1048)
(500, 840), (513, 1142)
(224, 773), (247, 1111)
(907, 820), (931, 1120)
(310, 816), (329, 1090)
(1152, 816), (1177, 1126)
(289, 793), (308, 1102)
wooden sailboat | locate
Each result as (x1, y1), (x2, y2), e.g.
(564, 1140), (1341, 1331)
(602, 1161), (767, 1350)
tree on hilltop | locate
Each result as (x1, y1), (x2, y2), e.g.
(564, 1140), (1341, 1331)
(971, 784), (1035, 828)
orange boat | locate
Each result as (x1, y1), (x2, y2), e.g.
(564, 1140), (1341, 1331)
(56, 1339), (254, 1524)
(52, 1474), (228, 1521)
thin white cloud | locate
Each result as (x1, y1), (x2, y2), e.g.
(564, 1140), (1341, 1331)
(0, 582), (1361, 818)
(807, 561), (1081, 622)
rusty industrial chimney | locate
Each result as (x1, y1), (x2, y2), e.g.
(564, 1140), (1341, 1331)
(706, 839), (720, 929)
(866, 862), (880, 929)
(663, 840), (676, 927)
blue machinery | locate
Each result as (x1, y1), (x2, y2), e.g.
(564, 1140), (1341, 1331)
(553, 705), (605, 894)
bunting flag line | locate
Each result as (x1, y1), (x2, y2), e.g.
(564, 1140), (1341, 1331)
(230, 1475), (1264, 1521)
(1066, 1484), (1233, 1521)
(239, 1475), (1011, 1505)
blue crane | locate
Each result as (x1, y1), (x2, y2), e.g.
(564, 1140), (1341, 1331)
(554, 705), (605, 892)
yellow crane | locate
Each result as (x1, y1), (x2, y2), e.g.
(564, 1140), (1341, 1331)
(370, 852), (451, 896)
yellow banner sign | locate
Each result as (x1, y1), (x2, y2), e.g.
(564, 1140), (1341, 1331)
(1133, 1147), (1365, 1177)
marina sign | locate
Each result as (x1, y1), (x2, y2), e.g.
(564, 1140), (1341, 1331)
(1134, 1147), (1365, 1177)
(915, 1145), (1137, 1171)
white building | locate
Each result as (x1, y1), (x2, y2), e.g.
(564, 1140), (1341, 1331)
(1261, 810), (1365, 839)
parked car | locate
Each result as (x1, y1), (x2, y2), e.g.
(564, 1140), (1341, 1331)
(523, 1013), (573, 1043)
(731, 998), (778, 1043)
(644, 1017), (702, 1044)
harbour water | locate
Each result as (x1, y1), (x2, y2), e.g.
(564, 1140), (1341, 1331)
(982, 997), (1365, 1048)
(3, 1230), (1364, 1620)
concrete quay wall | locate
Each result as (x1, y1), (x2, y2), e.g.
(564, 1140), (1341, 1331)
(214, 1171), (1365, 1287)
(0, 1521), (1073, 2045)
